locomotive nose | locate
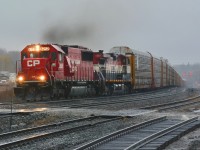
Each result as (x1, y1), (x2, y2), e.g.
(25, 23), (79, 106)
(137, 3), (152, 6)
(22, 58), (49, 82)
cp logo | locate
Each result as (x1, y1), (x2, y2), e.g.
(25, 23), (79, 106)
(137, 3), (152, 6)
(27, 60), (40, 67)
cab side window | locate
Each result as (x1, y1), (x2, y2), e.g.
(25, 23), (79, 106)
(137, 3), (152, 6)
(51, 52), (57, 61)
(58, 53), (63, 63)
(21, 53), (27, 60)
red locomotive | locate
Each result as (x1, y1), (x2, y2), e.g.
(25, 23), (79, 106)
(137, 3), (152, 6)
(14, 44), (183, 101)
(15, 44), (97, 100)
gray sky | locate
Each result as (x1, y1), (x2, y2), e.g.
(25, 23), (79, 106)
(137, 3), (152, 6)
(0, 0), (200, 65)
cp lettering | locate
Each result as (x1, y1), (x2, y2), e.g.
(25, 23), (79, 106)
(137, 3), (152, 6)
(27, 60), (40, 67)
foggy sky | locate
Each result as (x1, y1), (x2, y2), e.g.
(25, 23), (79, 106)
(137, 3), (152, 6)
(0, 0), (200, 65)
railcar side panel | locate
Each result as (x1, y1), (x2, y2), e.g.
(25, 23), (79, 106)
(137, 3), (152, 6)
(153, 57), (161, 88)
(134, 53), (152, 89)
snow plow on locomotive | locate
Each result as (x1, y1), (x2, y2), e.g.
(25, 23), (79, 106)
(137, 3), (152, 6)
(14, 44), (183, 101)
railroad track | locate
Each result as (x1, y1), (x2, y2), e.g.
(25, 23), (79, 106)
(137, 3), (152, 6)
(75, 116), (200, 150)
(0, 88), (185, 111)
(0, 115), (121, 149)
(50, 89), (187, 109)
(0, 112), (32, 118)
(140, 95), (200, 111)
(5, 87), (183, 105)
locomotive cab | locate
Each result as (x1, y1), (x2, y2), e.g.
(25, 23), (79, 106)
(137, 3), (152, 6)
(17, 45), (52, 85)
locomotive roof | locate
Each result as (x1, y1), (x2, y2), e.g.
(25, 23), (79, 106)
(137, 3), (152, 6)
(57, 44), (91, 50)
(52, 44), (65, 53)
(110, 46), (151, 57)
(68, 45), (90, 50)
(23, 44), (65, 54)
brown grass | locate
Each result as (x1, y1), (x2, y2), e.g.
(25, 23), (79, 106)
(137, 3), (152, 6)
(0, 85), (14, 102)
(30, 116), (60, 127)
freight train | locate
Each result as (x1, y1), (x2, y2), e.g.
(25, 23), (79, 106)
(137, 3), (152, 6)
(14, 44), (183, 100)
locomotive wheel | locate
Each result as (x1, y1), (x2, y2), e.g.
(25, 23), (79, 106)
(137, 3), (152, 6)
(95, 86), (104, 96)
(64, 86), (71, 98)
(49, 88), (55, 101)
(52, 89), (60, 100)
(108, 89), (113, 95)
(56, 92), (61, 100)
(125, 84), (132, 94)
(107, 84), (114, 95)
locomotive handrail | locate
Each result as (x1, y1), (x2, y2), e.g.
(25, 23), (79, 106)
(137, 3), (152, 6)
(15, 60), (22, 74)
(45, 67), (52, 86)
(50, 64), (56, 85)
(98, 71), (105, 81)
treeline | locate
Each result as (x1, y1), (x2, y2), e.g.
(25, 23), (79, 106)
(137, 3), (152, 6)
(0, 48), (20, 73)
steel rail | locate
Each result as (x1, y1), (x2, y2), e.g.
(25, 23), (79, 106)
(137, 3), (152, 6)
(159, 99), (200, 111)
(0, 112), (32, 118)
(74, 116), (166, 150)
(0, 116), (121, 149)
(140, 95), (200, 109)
(10, 87), (183, 105)
(0, 116), (103, 140)
(58, 91), (187, 108)
(125, 117), (198, 150)
(75, 117), (200, 150)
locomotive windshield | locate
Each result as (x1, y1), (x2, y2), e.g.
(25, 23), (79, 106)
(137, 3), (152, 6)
(30, 52), (39, 58)
(40, 51), (50, 58)
(23, 51), (50, 58)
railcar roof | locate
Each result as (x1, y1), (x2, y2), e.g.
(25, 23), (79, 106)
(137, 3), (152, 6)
(110, 46), (170, 62)
(110, 46), (151, 57)
(52, 44), (65, 53)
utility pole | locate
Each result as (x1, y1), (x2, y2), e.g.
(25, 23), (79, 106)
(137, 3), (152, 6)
(9, 85), (13, 131)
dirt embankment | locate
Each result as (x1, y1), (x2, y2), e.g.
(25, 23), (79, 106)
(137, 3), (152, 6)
(0, 85), (14, 102)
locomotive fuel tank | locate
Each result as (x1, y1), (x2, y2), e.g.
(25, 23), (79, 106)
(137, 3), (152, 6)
(68, 85), (96, 97)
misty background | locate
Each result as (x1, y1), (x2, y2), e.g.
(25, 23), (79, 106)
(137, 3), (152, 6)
(0, 0), (200, 87)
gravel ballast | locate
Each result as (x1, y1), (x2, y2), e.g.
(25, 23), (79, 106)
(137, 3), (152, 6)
(0, 87), (200, 149)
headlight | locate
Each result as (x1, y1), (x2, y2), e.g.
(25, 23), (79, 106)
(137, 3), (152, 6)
(18, 76), (24, 82)
(39, 75), (45, 81)
(35, 45), (40, 51)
